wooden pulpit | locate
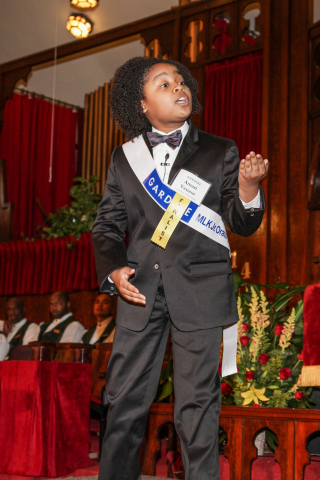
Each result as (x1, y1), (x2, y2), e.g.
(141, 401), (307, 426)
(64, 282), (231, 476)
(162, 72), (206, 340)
(0, 160), (13, 242)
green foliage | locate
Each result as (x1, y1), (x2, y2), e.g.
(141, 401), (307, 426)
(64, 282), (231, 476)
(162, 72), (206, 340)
(157, 359), (173, 402)
(265, 429), (279, 451)
(37, 176), (102, 244)
(221, 277), (313, 418)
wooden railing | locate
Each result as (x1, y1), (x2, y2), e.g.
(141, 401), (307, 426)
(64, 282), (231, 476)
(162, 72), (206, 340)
(142, 403), (320, 480)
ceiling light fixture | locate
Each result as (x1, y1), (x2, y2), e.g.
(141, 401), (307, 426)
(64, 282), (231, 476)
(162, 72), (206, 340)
(70, 0), (99, 8)
(66, 13), (93, 38)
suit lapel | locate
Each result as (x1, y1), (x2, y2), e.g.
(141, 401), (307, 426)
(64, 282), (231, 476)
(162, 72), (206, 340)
(168, 121), (199, 185)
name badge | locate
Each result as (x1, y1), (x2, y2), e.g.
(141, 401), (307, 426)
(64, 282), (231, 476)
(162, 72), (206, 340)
(171, 169), (211, 205)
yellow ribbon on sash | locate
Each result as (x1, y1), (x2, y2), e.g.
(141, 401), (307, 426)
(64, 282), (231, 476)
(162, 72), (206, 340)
(151, 193), (190, 249)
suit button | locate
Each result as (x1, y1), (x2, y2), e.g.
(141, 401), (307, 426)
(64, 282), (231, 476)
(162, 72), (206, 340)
(110, 286), (115, 291)
(109, 292), (114, 296)
(154, 263), (160, 270)
(250, 207), (254, 212)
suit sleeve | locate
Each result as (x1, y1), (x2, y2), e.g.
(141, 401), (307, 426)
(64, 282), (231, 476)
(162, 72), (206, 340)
(220, 140), (265, 237)
(91, 149), (128, 294)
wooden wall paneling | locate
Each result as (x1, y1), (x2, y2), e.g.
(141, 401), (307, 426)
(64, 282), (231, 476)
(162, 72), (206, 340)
(97, 86), (104, 189)
(82, 94), (89, 178)
(107, 89), (114, 169)
(92, 89), (99, 177)
(266, 0), (289, 284)
(258, 0), (270, 286)
(286, 0), (310, 287)
(208, 2), (238, 61)
(86, 91), (94, 179)
(101, 82), (110, 190)
(308, 23), (320, 283)
(309, 23), (320, 118)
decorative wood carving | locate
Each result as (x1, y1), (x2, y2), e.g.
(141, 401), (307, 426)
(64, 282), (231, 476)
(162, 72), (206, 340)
(141, 403), (320, 479)
(0, 160), (13, 242)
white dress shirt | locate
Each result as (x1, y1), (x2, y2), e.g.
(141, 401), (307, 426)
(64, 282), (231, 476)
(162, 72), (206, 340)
(41, 312), (85, 343)
(6, 318), (40, 345)
(0, 318), (39, 360)
(0, 333), (9, 361)
(83, 316), (115, 344)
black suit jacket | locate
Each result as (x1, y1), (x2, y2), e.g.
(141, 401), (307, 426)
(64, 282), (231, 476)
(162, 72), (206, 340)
(92, 121), (265, 331)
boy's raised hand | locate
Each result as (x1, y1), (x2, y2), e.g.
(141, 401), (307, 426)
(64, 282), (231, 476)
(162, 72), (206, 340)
(238, 151), (269, 203)
(110, 267), (146, 306)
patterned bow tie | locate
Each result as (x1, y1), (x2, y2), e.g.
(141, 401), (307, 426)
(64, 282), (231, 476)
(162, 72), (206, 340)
(147, 130), (182, 150)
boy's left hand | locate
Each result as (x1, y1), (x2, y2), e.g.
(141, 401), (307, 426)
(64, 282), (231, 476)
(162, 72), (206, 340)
(238, 151), (269, 203)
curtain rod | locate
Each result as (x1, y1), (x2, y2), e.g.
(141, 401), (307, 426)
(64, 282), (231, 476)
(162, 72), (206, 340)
(14, 87), (81, 111)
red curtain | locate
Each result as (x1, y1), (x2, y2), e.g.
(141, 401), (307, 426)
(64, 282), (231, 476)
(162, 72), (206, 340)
(205, 51), (262, 159)
(0, 360), (93, 476)
(0, 233), (98, 295)
(0, 93), (80, 238)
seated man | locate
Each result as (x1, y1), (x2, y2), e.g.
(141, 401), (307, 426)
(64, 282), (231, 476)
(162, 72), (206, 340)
(82, 293), (115, 344)
(0, 298), (39, 357)
(38, 291), (85, 343)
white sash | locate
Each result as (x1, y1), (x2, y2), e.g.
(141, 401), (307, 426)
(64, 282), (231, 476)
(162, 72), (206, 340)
(123, 135), (231, 252)
(122, 135), (237, 377)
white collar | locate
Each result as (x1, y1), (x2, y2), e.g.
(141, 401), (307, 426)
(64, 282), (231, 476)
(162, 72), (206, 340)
(53, 312), (73, 324)
(152, 120), (189, 140)
(96, 316), (113, 328)
(13, 318), (27, 330)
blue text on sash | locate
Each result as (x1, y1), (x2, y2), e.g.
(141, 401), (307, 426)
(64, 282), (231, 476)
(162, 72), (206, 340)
(195, 214), (228, 238)
(143, 169), (197, 223)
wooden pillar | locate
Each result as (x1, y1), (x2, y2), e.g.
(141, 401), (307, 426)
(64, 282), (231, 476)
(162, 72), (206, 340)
(266, 0), (310, 285)
(287, 0), (310, 286)
(266, 0), (290, 284)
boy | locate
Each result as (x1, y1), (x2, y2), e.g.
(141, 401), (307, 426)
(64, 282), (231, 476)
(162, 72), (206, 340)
(92, 57), (268, 480)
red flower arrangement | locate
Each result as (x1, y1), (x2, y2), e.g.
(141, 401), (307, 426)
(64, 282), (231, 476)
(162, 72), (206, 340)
(279, 367), (292, 380)
(258, 354), (269, 365)
(274, 325), (284, 335)
(245, 371), (255, 382)
(221, 383), (232, 395)
(240, 335), (250, 346)
(219, 277), (313, 409)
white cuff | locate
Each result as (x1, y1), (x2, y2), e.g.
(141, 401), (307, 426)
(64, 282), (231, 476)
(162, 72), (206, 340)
(239, 191), (261, 209)
(108, 276), (114, 284)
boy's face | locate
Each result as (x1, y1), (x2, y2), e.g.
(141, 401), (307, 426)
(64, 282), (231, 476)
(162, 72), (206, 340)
(142, 63), (192, 133)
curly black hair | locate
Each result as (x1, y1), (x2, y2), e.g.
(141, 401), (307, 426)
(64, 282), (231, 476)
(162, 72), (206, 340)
(110, 56), (202, 140)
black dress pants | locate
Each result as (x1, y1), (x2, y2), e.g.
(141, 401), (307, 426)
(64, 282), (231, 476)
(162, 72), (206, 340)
(98, 278), (222, 480)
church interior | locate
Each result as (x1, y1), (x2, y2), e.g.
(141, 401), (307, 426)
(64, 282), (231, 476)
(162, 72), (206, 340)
(0, 0), (320, 479)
